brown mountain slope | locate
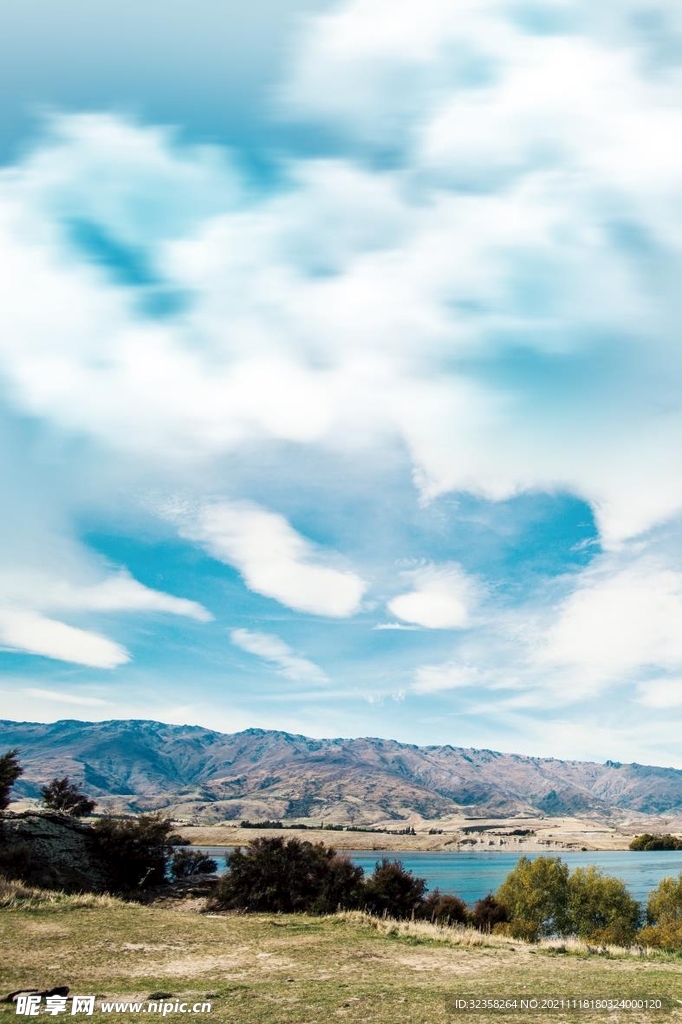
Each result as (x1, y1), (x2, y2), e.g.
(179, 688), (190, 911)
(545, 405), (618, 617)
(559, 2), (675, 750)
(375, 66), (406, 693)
(2, 718), (681, 822)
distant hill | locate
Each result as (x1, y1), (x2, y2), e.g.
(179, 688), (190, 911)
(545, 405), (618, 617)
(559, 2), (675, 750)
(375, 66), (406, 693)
(2, 718), (682, 822)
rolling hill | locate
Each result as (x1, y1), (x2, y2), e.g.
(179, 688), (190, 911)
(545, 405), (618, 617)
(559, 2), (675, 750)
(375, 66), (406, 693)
(2, 718), (681, 822)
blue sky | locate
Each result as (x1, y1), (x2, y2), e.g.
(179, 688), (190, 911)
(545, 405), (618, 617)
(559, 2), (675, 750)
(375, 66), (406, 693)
(2, 0), (682, 765)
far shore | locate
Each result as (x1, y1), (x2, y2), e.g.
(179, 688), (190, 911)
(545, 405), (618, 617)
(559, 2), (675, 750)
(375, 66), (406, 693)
(178, 814), (674, 853)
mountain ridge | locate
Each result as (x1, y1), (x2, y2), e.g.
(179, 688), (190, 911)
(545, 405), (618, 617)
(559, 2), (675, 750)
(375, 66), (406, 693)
(2, 718), (681, 823)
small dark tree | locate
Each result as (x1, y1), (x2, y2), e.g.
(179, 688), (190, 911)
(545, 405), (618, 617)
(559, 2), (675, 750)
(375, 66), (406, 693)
(40, 777), (96, 817)
(362, 858), (427, 920)
(92, 813), (179, 892)
(471, 893), (510, 932)
(0, 749), (23, 810)
(170, 848), (218, 879)
(314, 850), (365, 913)
(212, 836), (364, 913)
(418, 889), (470, 926)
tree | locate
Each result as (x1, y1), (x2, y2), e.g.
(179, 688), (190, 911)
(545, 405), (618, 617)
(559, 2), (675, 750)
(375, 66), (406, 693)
(638, 877), (682, 950)
(630, 833), (682, 851)
(471, 893), (510, 932)
(567, 866), (640, 944)
(362, 857), (427, 920)
(92, 813), (179, 892)
(0, 749), (23, 810)
(418, 889), (470, 926)
(170, 848), (218, 879)
(496, 856), (570, 941)
(40, 777), (96, 817)
(646, 873), (682, 925)
(212, 837), (364, 914)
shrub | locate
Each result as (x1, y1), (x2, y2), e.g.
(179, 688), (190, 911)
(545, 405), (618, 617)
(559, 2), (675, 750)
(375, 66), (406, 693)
(471, 893), (510, 932)
(418, 889), (470, 925)
(40, 777), (96, 817)
(0, 749), (23, 810)
(496, 856), (570, 941)
(496, 856), (642, 944)
(92, 813), (178, 892)
(638, 921), (682, 950)
(630, 833), (682, 851)
(0, 839), (33, 882)
(567, 866), (640, 944)
(170, 849), (218, 878)
(316, 848), (366, 913)
(646, 873), (682, 925)
(362, 857), (427, 920)
(212, 837), (364, 914)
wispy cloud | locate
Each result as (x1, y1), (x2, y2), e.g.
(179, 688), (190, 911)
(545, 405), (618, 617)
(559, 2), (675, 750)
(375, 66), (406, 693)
(181, 502), (366, 618)
(23, 687), (114, 708)
(373, 622), (422, 631)
(0, 609), (128, 669)
(0, 569), (212, 621)
(230, 628), (328, 685)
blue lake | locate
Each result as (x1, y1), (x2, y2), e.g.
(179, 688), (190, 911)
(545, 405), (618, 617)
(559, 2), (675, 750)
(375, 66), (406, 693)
(197, 847), (682, 906)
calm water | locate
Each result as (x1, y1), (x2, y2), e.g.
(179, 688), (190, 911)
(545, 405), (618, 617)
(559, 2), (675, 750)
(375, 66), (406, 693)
(197, 846), (682, 906)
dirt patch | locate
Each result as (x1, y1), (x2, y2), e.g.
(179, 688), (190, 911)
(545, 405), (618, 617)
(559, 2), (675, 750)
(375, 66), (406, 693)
(393, 948), (525, 975)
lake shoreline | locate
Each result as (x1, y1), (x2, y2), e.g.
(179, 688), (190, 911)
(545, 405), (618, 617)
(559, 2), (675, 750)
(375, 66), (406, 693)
(179, 813), (666, 853)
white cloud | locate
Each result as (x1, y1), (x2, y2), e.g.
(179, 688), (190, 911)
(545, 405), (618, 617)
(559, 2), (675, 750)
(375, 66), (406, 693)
(0, 608), (128, 669)
(22, 688), (114, 708)
(0, 563), (212, 669)
(388, 562), (480, 628)
(1, 102), (682, 548)
(413, 661), (482, 694)
(535, 559), (682, 688)
(230, 628), (328, 684)
(373, 622), (422, 631)
(409, 546), (682, 704)
(0, 569), (212, 622)
(180, 501), (366, 617)
(636, 679), (682, 710)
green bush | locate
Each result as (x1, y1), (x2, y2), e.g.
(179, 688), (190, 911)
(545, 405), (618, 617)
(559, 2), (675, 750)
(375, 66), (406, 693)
(567, 866), (640, 944)
(362, 857), (427, 920)
(630, 833), (682, 851)
(638, 921), (682, 950)
(646, 873), (682, 925)
(170, 849), (218, 878)
(496, 856), (570, 941)
(92, 813), (179, 892)
(496, 856), (642, 944)
(212, 836), (364, 914)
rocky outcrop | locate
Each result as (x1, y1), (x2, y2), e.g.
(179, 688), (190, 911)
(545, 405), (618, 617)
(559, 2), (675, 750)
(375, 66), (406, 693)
(0, 812), (109, 893)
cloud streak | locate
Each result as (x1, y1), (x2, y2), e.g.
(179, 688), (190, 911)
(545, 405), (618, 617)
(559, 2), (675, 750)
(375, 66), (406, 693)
(0, 608), (128, 669)
(181, 501), (366, 617)
(230, 628), (328, 684)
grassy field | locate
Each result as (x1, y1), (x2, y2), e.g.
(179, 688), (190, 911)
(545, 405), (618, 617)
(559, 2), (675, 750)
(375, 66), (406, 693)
(2, 886), (682, 1023)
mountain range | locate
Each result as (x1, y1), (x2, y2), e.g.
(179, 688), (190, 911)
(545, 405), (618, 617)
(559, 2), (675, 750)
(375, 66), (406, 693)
(2, 718), (681, 823)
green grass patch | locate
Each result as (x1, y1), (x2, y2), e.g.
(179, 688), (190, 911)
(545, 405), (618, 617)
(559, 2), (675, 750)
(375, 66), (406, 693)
(1, 898), (682, 1023)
